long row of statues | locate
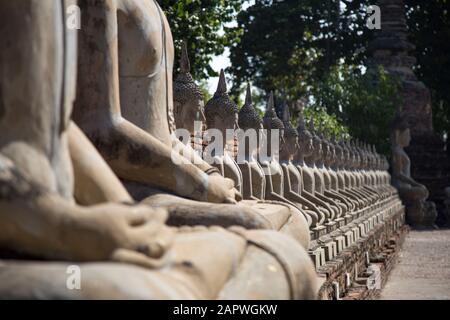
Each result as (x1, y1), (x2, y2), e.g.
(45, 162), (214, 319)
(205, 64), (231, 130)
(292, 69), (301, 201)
(0, 0), (422, 299)
(173, 45), (404, 266)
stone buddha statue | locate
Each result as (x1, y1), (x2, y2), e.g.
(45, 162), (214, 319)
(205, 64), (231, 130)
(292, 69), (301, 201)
(303, 121), (343, 225)
(294, 113), (341, 227)
(173, 41), (206, 153)
(0, 0), (317, 299)
(278, 104), (329, 231)
(338, 140), (367, 209)
(348, 141), (378, 204)
(391, 111), (437, 227)
(318, 134), (353, 221)
(380, 152), (399, 197)
(321, 135), (358, 222)
(237, 85), (266, 200)
(259, 93), (315, 228)
(345, 140), (378, 206)
(73, 0), (305, 232)
(329, 138), (362, 213)
(202, 77), (311, 246)
(72, 0), (243, 205)
(204, 70), (243, 194)
(358, 142), (385, 200)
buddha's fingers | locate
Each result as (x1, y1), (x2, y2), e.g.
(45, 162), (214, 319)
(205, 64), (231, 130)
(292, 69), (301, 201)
(111, 248), (172, 270)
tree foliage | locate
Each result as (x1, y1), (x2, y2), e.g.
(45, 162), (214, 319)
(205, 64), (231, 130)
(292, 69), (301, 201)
(229, 0), (373, 99)
(159, 0), (242, 80)
(308, 65), (402, 154)
(161, 0), (449, 142)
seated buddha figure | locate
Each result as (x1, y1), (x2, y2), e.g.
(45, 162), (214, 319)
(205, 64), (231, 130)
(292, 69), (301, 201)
(278, 104), (330, 232)
(370, 148), (394, 198)
(329, 138), (360, 213)
(303, 121), (343, 225)
(204, 70), (243, 194)
(258, 93), (317, 228)
(203, 75), (310, 245)
(237, 85), (266, 200)
(348, 141), (379, 205)
(294, 113), (342, 226)
(338, 141), (369, 209)
(173, 41), (206, 154)
(358, 143), (384, 199)
(391, 112), (437, 227)
(72, 0), (301, 232)
(318, 134), (353, 222)
(346, 140), (379, 206)
(360, 142), (388, 200)
(0, 0), (317, 300)
(376, 149), (400, 199)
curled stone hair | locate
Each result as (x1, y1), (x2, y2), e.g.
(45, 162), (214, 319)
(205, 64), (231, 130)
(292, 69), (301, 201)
(263, 92), (284, 130)
(204, 69), (238, 128)
(238, 84), (262, 130)
(173, 41), (204, 109)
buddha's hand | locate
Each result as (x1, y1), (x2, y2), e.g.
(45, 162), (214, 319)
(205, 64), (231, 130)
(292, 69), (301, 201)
(206, 175), (242, 204)
(68, 204), (174, 268)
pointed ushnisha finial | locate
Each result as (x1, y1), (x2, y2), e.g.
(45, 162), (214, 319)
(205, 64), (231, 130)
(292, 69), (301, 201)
(282, 104), (297, 137)
(205, 69), (237, 128)
(180, 41), (191, 73)
(263, 92), (278, 119)
(263, 92), (284, 129)
(267, 91), (275, 112)
(238, 84), (262, 130)
(244, 84), (252, 106)
(215, 69), (227, 95)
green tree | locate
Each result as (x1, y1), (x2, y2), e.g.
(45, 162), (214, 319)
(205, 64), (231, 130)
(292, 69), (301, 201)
(229, 0), (373, 99)
(159, 0), (243, 80)
(309, 65), (402, 154)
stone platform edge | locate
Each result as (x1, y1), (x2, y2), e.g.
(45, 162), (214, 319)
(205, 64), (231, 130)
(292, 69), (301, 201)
(315, 206), (408, 300)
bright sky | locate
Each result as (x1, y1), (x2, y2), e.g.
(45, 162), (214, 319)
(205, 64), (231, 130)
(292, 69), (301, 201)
(207, 0), (255, 95)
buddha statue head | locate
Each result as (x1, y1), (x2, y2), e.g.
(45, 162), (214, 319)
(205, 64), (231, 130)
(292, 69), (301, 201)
(391, 111), (411, 149)
(262, 92), (285, 158)
(296, 104), (314, 160)
(238, 84), (264, 157)
(173, 42), (205, 134)
(205, 69), (239, 152)
(320, 132), (336, 167)
(280, 103), (299, 160)
(238, 85), (263, 132)
(308, 119), (323, 163)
